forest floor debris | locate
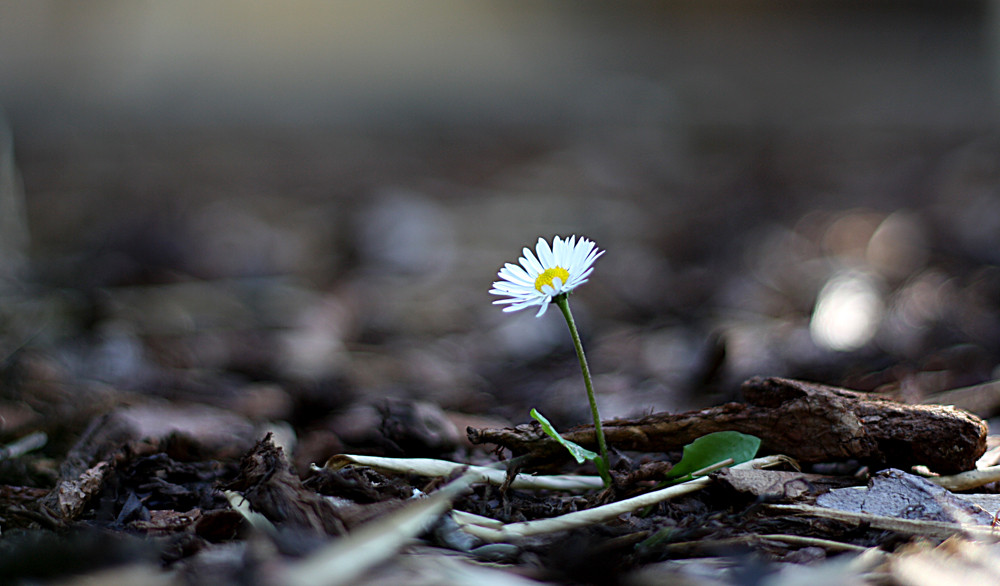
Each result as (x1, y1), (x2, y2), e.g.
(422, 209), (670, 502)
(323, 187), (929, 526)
(2, 377), (999, 584)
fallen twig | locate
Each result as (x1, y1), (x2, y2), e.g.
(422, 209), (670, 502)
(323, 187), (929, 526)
(766, 503), (996, 541)
(280, 472), (476, 586)
(322, 454), (604, 491)
(661, 533), (875, 555)
(0, 431), (47, 460)
(224, 490), (278, 534)
(929, 465), (1000, 492)
(454, 455), (786, 542)
(755, 533), (876, 553)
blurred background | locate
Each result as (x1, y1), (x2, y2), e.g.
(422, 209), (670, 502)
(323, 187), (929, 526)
(1, 1), (999, 446)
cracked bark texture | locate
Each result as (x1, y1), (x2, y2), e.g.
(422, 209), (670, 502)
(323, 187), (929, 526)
(468, 377), (988, 474)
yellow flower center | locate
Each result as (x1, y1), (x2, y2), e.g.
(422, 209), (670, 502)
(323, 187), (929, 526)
(534, 267), (570, 293)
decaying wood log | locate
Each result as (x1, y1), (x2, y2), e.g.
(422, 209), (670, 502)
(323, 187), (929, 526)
(467, 377), (988, 474)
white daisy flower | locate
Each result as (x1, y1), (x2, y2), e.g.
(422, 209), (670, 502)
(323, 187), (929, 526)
(490, 235), (604, 317)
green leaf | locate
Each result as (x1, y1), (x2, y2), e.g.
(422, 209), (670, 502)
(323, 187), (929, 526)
(530, 408), (599, 465)
(664, 431), (761, 481)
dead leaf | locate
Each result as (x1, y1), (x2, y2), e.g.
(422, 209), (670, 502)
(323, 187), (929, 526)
(714, 468), (857, 501)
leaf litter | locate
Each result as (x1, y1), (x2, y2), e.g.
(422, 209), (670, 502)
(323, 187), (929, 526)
(4, 126), (1000, 585)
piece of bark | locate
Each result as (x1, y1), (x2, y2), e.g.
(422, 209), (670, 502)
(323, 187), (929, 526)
(816, 468), (993, 525)
(36, 412), (146, 523)
(225, 433), (348, 536)
(467, 377), (987, 474)
(56, 461), (113, 520)
(225, 434), (410, 536)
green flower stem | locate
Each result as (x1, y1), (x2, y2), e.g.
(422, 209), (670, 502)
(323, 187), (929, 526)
(554, 294), (610, 485)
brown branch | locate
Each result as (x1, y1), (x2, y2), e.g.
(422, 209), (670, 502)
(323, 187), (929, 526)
(468, 377), (987, 474)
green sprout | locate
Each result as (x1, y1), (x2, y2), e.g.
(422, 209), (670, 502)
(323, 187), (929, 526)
(490, 235), (611, 486)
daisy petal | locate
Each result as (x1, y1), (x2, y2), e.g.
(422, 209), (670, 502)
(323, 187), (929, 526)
(521, 247), (544, 274)
(536, 237), (554, 268)
(535, 301), (550, 317)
